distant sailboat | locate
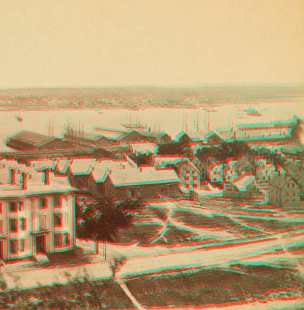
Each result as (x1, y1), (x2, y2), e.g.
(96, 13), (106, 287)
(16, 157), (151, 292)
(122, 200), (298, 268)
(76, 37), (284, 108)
(244, 103), (261, 116)
(121, 111), (145, 129)
(14, 113), (23, 122)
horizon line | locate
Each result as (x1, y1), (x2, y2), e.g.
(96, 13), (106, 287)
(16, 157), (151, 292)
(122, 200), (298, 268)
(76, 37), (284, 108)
(1, 82), (304, 91)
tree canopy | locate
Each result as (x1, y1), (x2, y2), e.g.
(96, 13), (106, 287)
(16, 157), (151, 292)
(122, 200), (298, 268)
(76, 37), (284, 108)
(76, 196), (143, 255)
(129, 152), (153, 166)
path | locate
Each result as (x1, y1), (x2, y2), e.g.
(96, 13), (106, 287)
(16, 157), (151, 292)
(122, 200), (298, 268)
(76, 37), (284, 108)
(116, 279), (146, 310)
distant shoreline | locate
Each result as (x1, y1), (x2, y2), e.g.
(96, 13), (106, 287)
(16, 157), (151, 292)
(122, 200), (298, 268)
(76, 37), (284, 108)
(0, 95), (302, 112)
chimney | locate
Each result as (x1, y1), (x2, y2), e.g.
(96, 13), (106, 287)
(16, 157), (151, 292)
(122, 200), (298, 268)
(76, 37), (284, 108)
(21, 172), (27, 189)
(43, 170), (50, 185)
(9, 168), (16, 185)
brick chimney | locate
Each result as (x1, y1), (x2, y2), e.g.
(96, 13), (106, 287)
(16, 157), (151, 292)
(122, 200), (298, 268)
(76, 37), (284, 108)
(43, 170), (50, 185)
(21, 172), (27, 189)
(9, 168), (16, 185)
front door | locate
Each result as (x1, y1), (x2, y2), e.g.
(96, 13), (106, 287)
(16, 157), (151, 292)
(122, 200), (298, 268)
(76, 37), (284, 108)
(35, 235), (46, 254)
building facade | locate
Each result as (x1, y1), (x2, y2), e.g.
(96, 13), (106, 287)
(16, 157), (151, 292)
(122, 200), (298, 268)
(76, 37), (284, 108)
(0, 170), (76, 261)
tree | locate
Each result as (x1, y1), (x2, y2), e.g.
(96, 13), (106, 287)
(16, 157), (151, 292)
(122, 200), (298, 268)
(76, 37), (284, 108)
(76, 196), (143, 259)
(129, 152), (153, 166)
(109, 255), (127, 278)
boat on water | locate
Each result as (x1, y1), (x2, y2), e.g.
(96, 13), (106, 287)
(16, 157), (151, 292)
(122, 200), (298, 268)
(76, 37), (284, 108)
(244, 108), (261, 116)
(244, 103), (261, 116)
(121, 123), (145, 129)
(122, 111), (145, 129)
(14, 115), (23, 122)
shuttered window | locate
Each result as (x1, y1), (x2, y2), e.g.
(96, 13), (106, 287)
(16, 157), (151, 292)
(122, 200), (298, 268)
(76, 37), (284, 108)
(9, 202), (17, 212)
(0, 220), (3, 234)
(10, 240), (17, 253)
(19, 239), (24, 252)
(19, 218), (26, 231)
(10, 218), (17, 232)
(53, 195), (61, 208)
(54, 233), (61, 246)
(39, 198), (47, 208)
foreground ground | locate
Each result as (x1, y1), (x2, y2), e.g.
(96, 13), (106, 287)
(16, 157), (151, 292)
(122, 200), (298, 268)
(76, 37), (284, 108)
(2, 197), (304, 309)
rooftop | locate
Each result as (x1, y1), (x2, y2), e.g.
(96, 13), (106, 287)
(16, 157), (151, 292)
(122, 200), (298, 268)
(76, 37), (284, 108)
(109, 167), (179, 187)
(7, 130), (55, 147)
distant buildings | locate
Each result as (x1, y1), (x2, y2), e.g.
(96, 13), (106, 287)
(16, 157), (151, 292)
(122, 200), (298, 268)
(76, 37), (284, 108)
(268, 174), (300, 207)
(223, 173), (261, 199)
(5, 130), (73, 151)
(153, 155), (202, 189)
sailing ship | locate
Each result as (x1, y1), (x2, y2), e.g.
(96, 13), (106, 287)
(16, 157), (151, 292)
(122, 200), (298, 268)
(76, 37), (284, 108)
(121, 111), (145, 129)
(244, 103), (261, 116)
(14, 113), (23, 122)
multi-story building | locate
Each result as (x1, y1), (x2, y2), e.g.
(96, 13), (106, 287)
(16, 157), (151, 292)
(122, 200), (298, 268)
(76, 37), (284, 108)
(223, 158), (238, 182)
(234, 156), (254, 175)
(223, 172), (261, 199)
(0, 168), (77, 261)
(268, 173), (300, 207)
(254, 157), (276, 183)
(153, 155), (202, 189)
(206, 157), (223, 185)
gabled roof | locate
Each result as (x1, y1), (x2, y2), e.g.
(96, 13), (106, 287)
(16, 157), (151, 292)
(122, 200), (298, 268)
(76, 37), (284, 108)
(68, 158), (97, 175)
(234, 156), (253, 170)
(7, 130), (55, 148)
(109, 167), (179, 187)
(29, 159), (56, 170)
(91, 127), (128, 140)
(90, 159), (130, 182)
(269, 175), (288, 188)
(55, 159), (71, 173)
(204, 130), (225, 142)
(64, 131), (107, 142)
(232, 173), (254, 191)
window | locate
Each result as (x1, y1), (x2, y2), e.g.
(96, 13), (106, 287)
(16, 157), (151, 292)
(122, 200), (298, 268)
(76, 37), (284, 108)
(54, 233), (61, 246)
(54, 213), (62, 226)
(10, 218), (17, 232)
(0, 220), (3, 234)
(9, 202), (17, 212)
(19, 239), (24, 252)
(54, 232), (69, 247)
(39, 198), (47, 209)
(18, 201), (24, 212)
(0, 203), (2, 214)
(62, 233), (69, 246)
(53, 195), (61, 207)
(19, 218), (26, 231)
(38, 214), (46, 229)
(10, 240), (17, 253)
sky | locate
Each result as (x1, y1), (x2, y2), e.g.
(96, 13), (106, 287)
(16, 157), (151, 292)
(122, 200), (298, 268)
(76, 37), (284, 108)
(0, 0), (303, 88)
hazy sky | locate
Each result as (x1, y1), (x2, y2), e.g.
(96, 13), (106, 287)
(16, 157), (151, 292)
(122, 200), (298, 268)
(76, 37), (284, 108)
(0, 0), (303, 88)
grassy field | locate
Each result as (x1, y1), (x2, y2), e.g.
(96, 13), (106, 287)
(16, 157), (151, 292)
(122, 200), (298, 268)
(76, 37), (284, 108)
(0, 275), (134, 310)
(126, 263), (304, 308)
(171, 209), (263, 238)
